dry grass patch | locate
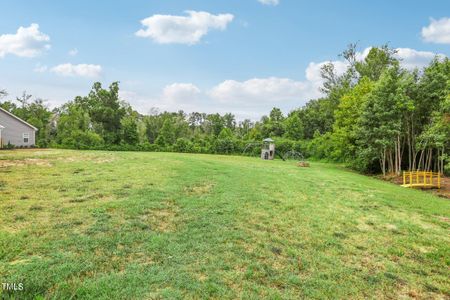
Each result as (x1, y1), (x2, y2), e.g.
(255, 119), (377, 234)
(139, 201), (179, 232)
(184, 182), (215, 196)
(68, 193), (110, 203)
(59, 156), (116, 164)
(357, 217), (376, 232)
(0, 158), (52, 167)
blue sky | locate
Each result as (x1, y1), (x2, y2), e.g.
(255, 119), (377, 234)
(0, 0), (449, 119)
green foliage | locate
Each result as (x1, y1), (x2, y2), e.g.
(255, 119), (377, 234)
(156, 119), (176, 147)
(332, 77), (373, 160)
(284, 112), (304, 140)
(218, 127), (233, 139)
(173, 138), (193, 153)
(260, 108), (285, 137)
(213, 129), (239, 154)
(206, 113), (225, 137)
(307, 51), (449, 174)
(353, 66), (405, 171)
(306, 131), (335, 160)
(121, 115), (139, 145)
(82, 82), (126, 144)
(60, 130), (103, 149)
(272, 137), (307, 157)
(355, 45), (398, 81)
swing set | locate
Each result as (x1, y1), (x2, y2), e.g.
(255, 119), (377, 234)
(402, 171), (441, 189)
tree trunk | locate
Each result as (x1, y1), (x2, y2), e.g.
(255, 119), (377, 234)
(388, 149), (394, 174)
(381, 148), (386, 177)
(397, 134), (402, 175)
(425, 148), (432, 171)
(418, 148), (424, 171)
(394, 141), (398, 175)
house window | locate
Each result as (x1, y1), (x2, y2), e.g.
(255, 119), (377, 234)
(23, 133), (30, 143)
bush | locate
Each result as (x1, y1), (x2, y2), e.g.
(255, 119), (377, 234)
(306, 132), (335, 160)
(445, 161), (450, 176)
(270, 138), (309, 159)
(213, 138), (236, 154)
(174, 138), (193, 153)
(61, 130), (103, 149)
(5, 142), (15, 149)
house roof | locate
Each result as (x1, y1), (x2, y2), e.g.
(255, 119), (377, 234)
(0, 107), (38, 131)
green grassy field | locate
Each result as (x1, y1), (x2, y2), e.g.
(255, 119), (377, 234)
(0, 149), (449, 299)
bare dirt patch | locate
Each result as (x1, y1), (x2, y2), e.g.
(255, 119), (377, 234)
(436, 215), (450, 223)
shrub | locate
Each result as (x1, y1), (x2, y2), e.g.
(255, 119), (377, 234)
(61, 130), (103, 149)
(174, 138), (193, 153)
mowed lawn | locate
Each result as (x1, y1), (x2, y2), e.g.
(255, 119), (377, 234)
(0, 150), (449, 299)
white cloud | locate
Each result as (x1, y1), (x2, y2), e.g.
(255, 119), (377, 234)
(68, 48), (78, 56)
(394, 48), (445, 70)
(355, 47), (372, 61)
(0, 23), (50, 58)
(207, 77), (317, 119)
(162, 83), (201, 103)
(120, 83), (203, 115)
(209, 77), (311, 104)
(135, 10), (234, 45)
(258, 0), (280, 6)
(51, 63), (102, 78)
(119, 90), (138, 101)
(305, 60), (348, 86)
(421, 17), (450, 44)
(33, 63), (48, 73)
(124, 77), (320, 119)
(133, 77), (318, 120)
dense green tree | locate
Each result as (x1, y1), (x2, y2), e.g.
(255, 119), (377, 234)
(144, 114), (164, 144)
(56, 102), (102, 148)
(223, 113), (236, 131)
(331, 77), (374, 161)
(205, 113), (225, 137)
(121, 115), (139, 145)
(298, 98), (336, 139)
(155, 119), (176, 147)
(355, 45), (398, 81)
(283, 112), (304, 140)
(81, 82), (126, 144)
(356, 66), (412, 175)
(237, 119), (253, 139)
(261, 107), (285, 137)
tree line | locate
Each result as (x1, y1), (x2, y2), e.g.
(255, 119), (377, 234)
(1, 45), (449, 175)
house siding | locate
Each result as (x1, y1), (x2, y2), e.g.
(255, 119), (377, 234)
(0, 109), (36, 147)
